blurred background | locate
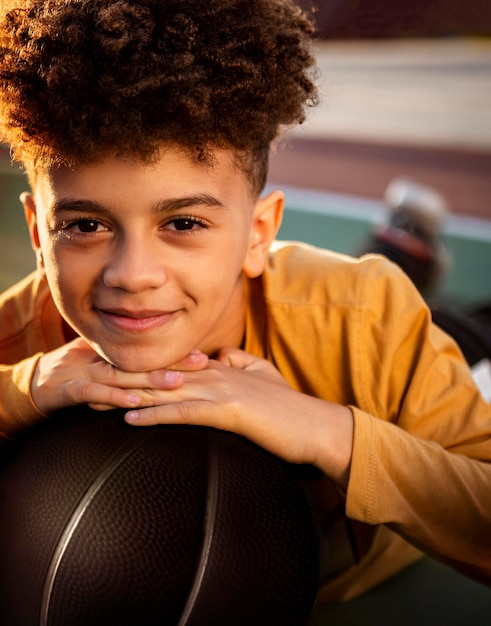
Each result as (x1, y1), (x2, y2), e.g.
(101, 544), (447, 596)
(268, 0), (491, 308)
(1, 0), (491, 306)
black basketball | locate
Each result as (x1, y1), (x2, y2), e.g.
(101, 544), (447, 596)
(0, 407), (319, 626)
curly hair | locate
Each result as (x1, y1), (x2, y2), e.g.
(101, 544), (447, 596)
(0, 0), (318, 194)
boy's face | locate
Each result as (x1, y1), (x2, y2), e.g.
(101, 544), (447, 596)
(24, 148), (283, 371)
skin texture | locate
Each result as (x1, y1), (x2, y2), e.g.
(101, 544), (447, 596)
(26, 149), (269, 372)
(23, 147), (354, 487)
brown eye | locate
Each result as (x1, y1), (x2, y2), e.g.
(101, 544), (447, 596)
(165, 217), (207, 232)
(63, 219), (108, 234)
(173, 218), (195, 231)
(76, 220), (101, 232)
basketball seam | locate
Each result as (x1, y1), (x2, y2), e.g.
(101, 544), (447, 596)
(176, 429), (221, 626)
(39, 426), (159, 626)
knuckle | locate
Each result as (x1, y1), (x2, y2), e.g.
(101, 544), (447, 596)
(177, 402), (200, 424)
(69, 379), (97, 404)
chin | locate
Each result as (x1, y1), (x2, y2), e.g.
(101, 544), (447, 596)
(96, 346), (171, 373)
(114, 357), (168, 373)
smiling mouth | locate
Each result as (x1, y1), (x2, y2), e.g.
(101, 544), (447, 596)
(96, 308), (178, 332)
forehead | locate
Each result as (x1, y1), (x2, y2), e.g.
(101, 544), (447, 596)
(34, 148), (254, 209)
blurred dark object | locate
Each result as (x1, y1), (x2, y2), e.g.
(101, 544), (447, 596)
(358, 178), (450, 295)
(297, 0), (491, 38)
(431, 302), (491, 367)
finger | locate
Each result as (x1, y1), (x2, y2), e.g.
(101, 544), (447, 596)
(124, 400), (235, 431)
(90, 362), (185, 390)
(88, 402), (124, 411)
(215, 347), (260, 369)
(214, 349), (286, 386)
(64, 379), (143, 409)
(89, 352), (208, 390)
(165, 350), (209, 372)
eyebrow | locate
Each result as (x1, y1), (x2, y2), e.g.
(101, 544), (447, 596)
(151, 194), (227, 213)
(50, 194), (227, 215)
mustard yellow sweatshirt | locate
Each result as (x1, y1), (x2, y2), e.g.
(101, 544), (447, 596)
(1, 241), (490, 601)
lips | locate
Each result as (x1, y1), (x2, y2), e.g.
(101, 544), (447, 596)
(96, 307), (178, 332)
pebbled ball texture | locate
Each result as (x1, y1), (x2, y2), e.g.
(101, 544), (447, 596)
(0, 406), (319, 626)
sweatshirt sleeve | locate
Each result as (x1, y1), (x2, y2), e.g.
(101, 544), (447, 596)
(345, 258), (491, 585)
(0, 354), (45, 440)
(0, 272), (64, 441)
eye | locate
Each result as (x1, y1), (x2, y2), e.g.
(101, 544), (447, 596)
(63, 219), (109, 234)
(165, 216), (207, 232)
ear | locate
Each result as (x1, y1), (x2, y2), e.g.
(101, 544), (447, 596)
(21, 192), (43, 269)
(242, 190), (284, 278)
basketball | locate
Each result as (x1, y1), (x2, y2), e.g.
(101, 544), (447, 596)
(0, 406), (319, 626)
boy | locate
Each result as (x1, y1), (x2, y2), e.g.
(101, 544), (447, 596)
(0, 0), (489, 606)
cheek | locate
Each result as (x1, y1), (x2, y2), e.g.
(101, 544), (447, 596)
(43, 249), (93, 315)
(191, 250), (244, 296)
(184, 231), (248, 283)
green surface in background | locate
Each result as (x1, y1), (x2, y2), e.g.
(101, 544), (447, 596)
(0, 172), (35, 291)
(309, 557), (491, 625)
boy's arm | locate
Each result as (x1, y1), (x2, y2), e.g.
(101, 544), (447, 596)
(343, 259), (491, 583)
(123, 347), (491, 584)
(0, 355), (44, 439)
(0, 337), (209, 440)
(347, 404), (491, 583)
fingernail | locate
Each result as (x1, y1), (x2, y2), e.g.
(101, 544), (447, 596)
(126, 393), (141, 406)
(125, 410), (140, 422)
(188, 350), (206, 362)
(164, 370), (181, 383)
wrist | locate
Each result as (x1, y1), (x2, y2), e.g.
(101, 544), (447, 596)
(310, 402), (354, 489)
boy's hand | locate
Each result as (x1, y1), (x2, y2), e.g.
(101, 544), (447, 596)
(32, 342), (353, 485)
(124, 348), (354, 487)
(31, 338), (208, 416)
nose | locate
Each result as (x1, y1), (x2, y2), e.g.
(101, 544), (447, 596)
(103, 236), (167, 292)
